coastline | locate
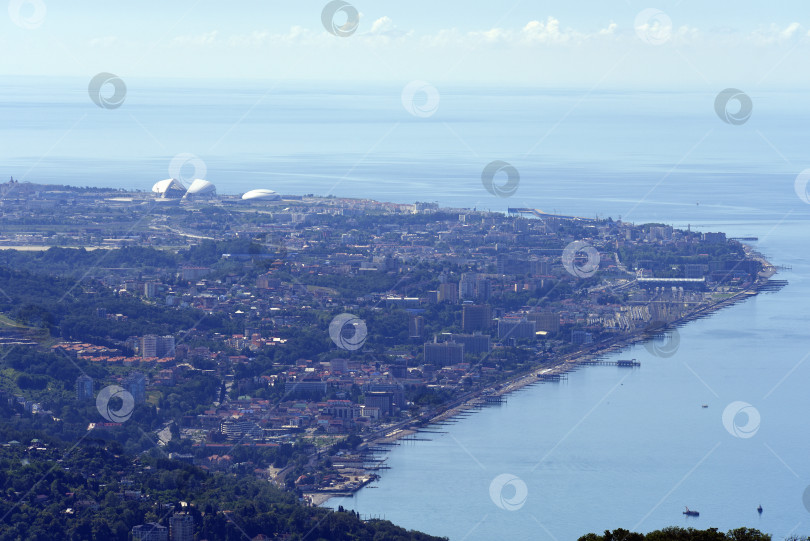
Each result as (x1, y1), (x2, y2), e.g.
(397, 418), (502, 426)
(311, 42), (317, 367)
(315, 247), (779, 508)
(411, 247), (778, 425)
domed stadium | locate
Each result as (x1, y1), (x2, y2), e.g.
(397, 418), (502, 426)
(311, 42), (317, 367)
(152, 178), (187, 199)
(241, 189), (281, 201)
(184, 179), (216, 199)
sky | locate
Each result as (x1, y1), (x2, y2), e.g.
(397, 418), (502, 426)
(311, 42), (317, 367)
(1, 1), (809, 88)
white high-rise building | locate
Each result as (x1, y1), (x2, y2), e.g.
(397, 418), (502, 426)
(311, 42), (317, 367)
(141, 335), (158, 358)
(140, 335), (176, 358)
(459, 273), (476, 299)
(169, 513), (194, 541)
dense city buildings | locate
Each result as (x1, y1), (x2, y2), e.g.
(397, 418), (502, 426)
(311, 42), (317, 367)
(0, 182), (776, 534)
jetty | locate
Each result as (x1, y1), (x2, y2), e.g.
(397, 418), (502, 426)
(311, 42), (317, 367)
(537, 373), (567, 382)
(581, 358), (640, 367)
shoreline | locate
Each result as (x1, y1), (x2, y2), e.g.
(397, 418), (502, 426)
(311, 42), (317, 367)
(315, 247), (779, 508)
(412, 247), (778, 425)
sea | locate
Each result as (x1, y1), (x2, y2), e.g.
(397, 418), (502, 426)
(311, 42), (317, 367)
(2, 77), (810, 539)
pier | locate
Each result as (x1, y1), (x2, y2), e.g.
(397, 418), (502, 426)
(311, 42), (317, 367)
(581, 358), (640, 367)
(537, 373), (567, 382)
(759, 279), (788, 292)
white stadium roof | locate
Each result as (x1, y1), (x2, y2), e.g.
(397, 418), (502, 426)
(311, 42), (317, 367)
(152, 178), (187, 198)
(242, 189), (281, 201)
(186, 179), (216, 195)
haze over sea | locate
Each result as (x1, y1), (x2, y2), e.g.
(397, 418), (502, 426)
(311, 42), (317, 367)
(5, 78), (810, 539)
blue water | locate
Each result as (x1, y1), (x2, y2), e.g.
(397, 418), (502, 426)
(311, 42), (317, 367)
(4, 78), (810, 539)
(2, 78), (808, 222)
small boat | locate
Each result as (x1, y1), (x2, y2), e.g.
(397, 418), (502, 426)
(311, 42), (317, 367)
(757, 505), (763, 514)
(683, 506), (699, 517)
(701, 404), (708, 408)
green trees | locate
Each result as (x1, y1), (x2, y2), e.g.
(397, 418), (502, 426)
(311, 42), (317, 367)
(579, 527), (772, 541)
(0, 431), (447, 541)
(0, 264), (230, 344)
(0, 246), (178, 278)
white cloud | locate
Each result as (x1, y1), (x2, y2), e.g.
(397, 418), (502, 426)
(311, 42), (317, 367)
(479, 27), (507, 43)
(781, 22), (801, 39)
(164, 18), (810, 54)
(670, 25), (701, 45)
(464, 17), (649, 47)
(363, 16), (411, 41)
(369, 16), (393, 35)
(522, 17), (569, 43)
(750, 22), (804, 45)
(598, 23), (618, 37)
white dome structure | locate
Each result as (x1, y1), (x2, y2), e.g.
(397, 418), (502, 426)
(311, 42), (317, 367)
(186, 179), (216, 195)
(185, 179), (216, 197)
(242, 189), (281, 201)
(152, 178), (187, 199)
